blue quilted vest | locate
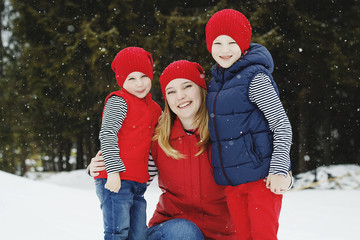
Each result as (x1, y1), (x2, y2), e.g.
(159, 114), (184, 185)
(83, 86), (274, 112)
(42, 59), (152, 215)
(206, 43), (280, 186)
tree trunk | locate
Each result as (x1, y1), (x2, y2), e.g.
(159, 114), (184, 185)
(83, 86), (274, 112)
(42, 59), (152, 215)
(1, 146), (10, 172)
(65, 140), (72, 171)
(76, 134), (84, 169)
(58, 142), (64, 172)
(0, 0), (4, 79)
(93, 118), (101, 152)
(298, 88), (309, 173)
(41, 154), (49, 172)
(51, 148), (56, 171)
(322, 114), (332, 166)
(19, 143), (28, 176)
(84, 127), (93, 169)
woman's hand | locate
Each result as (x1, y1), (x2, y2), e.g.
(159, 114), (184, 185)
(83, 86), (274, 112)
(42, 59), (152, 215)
(88, 150), (106, 177)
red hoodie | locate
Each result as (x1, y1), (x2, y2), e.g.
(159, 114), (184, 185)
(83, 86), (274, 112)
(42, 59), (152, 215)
(95, 89), (162, 183)
(149, 118), (236, 240)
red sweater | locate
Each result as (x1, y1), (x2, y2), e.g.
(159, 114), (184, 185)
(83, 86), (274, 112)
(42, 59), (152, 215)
(95, 89), (162, 183)
(149, 118), (236, 240)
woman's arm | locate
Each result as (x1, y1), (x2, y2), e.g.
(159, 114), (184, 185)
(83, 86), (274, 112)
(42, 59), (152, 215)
(88, 150), (160, 185)
(87, 150), (106, 177)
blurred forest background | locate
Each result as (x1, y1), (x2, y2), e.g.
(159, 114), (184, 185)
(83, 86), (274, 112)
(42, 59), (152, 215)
(0, 0), (359, 176)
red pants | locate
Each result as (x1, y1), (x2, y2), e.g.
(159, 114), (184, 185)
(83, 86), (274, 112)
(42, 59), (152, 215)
(225, 179), (283, 240)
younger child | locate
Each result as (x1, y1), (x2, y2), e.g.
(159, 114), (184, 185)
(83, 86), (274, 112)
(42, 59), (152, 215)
(205, 9), (293, 240)
(95, 47), (162, 240)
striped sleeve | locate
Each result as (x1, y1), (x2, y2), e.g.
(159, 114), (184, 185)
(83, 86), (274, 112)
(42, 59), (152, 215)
(249, 73), (292, 176)
(99, 96), (127, 175)
(147, 151), (158, 186)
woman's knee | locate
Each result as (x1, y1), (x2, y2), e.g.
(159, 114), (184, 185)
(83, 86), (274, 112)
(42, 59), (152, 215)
(148, 218), (204, 240)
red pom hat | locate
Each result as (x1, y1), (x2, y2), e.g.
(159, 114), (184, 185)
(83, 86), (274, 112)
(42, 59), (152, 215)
(111, 47), (153, 87)
(159, 60), (207, 98)
(205, 9), (252, 53)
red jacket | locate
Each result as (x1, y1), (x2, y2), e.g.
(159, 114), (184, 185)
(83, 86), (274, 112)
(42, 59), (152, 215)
(95, 89), (162, 183)
(148, 118), (236, 240)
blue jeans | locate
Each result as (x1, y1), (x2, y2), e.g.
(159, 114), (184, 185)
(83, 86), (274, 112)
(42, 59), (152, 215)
(95, 178), (147, 240)
(147, 218), (204, 240)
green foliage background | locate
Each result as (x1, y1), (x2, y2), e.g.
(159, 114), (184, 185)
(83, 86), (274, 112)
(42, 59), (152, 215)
(1, 0), (359, 175)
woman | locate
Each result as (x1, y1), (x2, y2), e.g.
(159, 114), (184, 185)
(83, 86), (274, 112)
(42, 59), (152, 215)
(89, 60), (236, 240)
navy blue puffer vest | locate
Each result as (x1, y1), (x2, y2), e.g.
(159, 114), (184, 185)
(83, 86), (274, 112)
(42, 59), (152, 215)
(206, 43), (279, 186)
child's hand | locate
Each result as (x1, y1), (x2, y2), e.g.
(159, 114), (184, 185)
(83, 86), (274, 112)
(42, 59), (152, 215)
(265, 173), (291, 195)
(105, 173), (121, 193)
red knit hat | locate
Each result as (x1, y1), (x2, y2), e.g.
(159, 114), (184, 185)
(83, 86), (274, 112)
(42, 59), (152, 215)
(205, 9), (252, 53)
(159, 60), (206, 97)
(111, 47), (153, 87)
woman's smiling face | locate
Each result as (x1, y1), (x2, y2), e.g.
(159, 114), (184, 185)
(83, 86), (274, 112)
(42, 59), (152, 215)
(165, 78), (202, 129)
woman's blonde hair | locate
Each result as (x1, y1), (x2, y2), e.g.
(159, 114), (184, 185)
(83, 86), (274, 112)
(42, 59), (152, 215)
(153, 88), (209, 159)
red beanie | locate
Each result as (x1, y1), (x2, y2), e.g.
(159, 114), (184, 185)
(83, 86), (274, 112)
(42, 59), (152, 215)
(205, 9), (252, 53)
(159, 60), (207, 97)
(111, 47), (153, 87)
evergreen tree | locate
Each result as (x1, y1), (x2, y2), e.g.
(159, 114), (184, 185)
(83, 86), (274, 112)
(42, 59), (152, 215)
(2, 0), (359, 175)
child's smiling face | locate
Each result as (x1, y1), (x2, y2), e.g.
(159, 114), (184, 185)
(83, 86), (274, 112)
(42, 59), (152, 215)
(211, 35), (242, 69)
(122, 71), (152, 98)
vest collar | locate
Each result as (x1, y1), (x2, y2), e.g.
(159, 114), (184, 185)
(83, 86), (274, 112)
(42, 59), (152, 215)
(170, 117), (199, 140)
(211, 43), (274, 82)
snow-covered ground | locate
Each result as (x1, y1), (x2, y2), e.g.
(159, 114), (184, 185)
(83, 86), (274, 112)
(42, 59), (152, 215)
(1, 164), (359, 240)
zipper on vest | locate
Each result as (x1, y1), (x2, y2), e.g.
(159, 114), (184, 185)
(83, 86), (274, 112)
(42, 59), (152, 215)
(144, 97), (154, 136)
(212, 69), (235, 186)
(143, 97), (156, 177)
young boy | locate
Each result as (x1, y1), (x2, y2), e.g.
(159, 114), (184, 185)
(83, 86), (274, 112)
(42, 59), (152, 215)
(205, 9), (293, 240)
(94, 47), (162, 240)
